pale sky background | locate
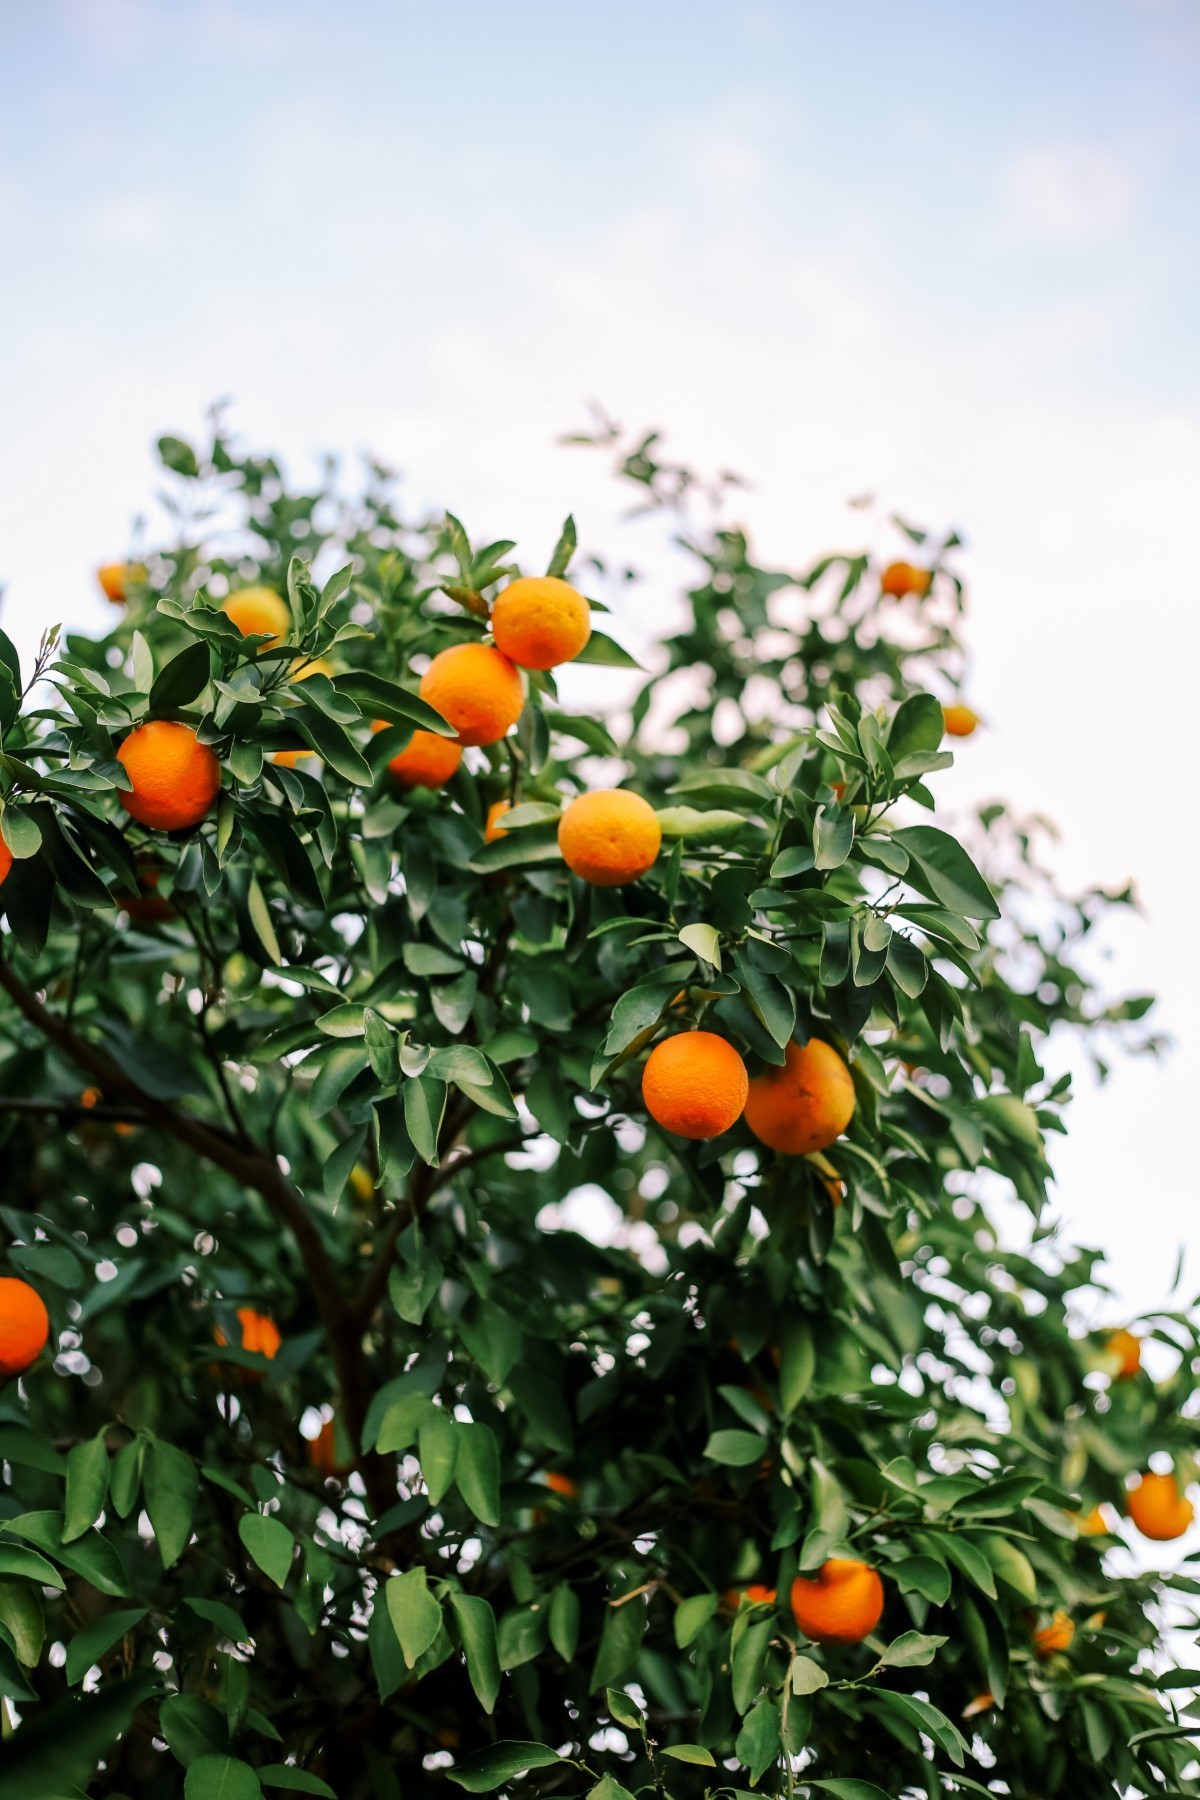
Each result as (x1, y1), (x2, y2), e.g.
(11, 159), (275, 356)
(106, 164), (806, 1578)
(1, 0), (1199, 1332)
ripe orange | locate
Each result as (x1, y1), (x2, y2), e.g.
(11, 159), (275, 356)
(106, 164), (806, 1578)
(0, 838), (11, 888)
(744, 1038), (856, 1156)
(558, 789), (662, 886)
(942, 703), (979, 738)
(222, 586), (290, 645)
(490, 576), (592, 670)
(962, 1691), (995, 1719)
(120, 857), (177, 923)
(372, 722), (463, 790)
(1127, 1470), (1194, 1541)
(790, 1559), (884, 1645)
(485, 800), (512, 842)
(272, 749), (314, 769)
(880, 561), (931, 599)
(0, 1277), (51, 1379)
(214, 1308), (282, 1377)
(80, 1087), (102, 1109)
(98, 561), (148, 604)
(545, 1470), (580, 1500)
(1033, 1611), (1074, 1657)
(723, 1583), (777, 1610)
(117, 721), (221, 832)
(1075, 1504), (1112, 1537)
(642, 1031), (749, 1139)
(1106, 1328), (1141, 1379)
(419, 643), (524, 746)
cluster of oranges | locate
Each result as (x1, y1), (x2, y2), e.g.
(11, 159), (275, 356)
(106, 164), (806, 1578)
(641, 1030), (856, 1156)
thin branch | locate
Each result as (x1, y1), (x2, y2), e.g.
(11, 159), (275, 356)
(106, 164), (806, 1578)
(0, 1094), (149, 1124)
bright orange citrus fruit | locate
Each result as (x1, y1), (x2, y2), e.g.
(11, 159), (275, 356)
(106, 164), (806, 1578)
(744, 1038), (855, 1155)
(642, 1031), (749, 1139)
(1127, 1470), (1194, 1541)
(490, 576), (592, 670)
(0, 839), (11, 888)
(485, 800), (511, 841)
(790, 1559), (884, 1644)
(942, 703), (979, 737)
(1034, 1611), (1074, 1657)
(0, 1277), (51, 1379)
(117, 721), (221, 831)
(222, 587), (291, 645)
(557, 789), (661, 886)
(372, 722), (462, 790)
(1106, 1328), (1141, 1379)
(419, 643), (524, 746)
(98, 561), (148, 604)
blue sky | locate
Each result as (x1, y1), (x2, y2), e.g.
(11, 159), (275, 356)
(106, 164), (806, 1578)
(1, 0), (1199, 1321)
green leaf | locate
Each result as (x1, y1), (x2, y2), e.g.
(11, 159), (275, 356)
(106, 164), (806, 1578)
(679, 921), (722, 968)
(448, 1591), (501, 1713)
(150, 641), (211, 713)
(246, 874), (282, 964)
(62, 1434), (109, 1543)
(807, 1784), (892, 1800)
(877, 1630), (947, 1668)
(404, 1073), (446, 1167)
(387, 1567), (443, 1669)
(64, 1606), (148, 1686)
(0, 1673), (159, 1796)
(657, 806), (748, 841)
(0, 808), (42, 860)
(893, 825), (999, 920)
(447, 1742), (564, 1791)
(0, 1577), (43, 1666)
(237, 1514), (294, 1589)
(591, 1593), (646, 1691)
(184, 1596), (253, 1644)
(1, 1511), (130, 1596)
(145, 1439), (199, 1569)
(185, 1755), (263, 1800)
(705, 1429), (770, 1467)
(887, 693), (945, 763)
(975, 1533), (1037, 1603)
(455, 1422), (501, 1526)
(661, 1744), (717, 1766)
(159, 433), (200, 475)
(546, 515), (577, 578)
(605, 1686), (645, 1730)
(814, 806), (854, 871)
(549, 1583), (581, 1661)
(258, 1769), (336, 1798)
(571, 630), (642, 669)
(418, 1410), (458, 1505)
(674, 1592), (719, 1647)
(790, 1655), (829, 1695)
(735, 1696), (780, 1784)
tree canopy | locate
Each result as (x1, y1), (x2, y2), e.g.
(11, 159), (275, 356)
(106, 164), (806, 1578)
(0, 416), (1194, 1799)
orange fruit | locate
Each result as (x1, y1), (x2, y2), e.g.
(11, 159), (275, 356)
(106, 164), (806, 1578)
(790, 1559), (884, 1645)
(372, 722), (463, 790)
(117, 721), (221, 832)
(942, 703), (979, 738)
(0, 838), (12, 888)
(744, 1038), (856, 1156)
(723, 1583), (776, 1610)
(1127, 1469), (1194, 1541)
(962, 1691), (995, 1719)
(1033, 1611), (1074, 1657)
(485, 800), (512, 842)
(80, 1087), (102, 1109)
(0, 1277), (51, 1379)
(490, 576), (592, 671)
(222, 586), (290, 645)
(1075, 1504), (1112, 1537)
(545, 1471), (580, 1500)
(642, 1031), (749, 1139)
(98, 561), (147, 604)
(120, 857), (177, 923)
(880, 561), (931, 599)
(215, 1306), (282, 1361)
(272, 749), (313, 769)
(558, 789), (662, 886)
(1106, 1328), (1141, 1379)
(419, 643), (524, 746)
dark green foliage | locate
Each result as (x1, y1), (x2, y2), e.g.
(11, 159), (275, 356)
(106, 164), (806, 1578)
(0, 415), (1191, 1797)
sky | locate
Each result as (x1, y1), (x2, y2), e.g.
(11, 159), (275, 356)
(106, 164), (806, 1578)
(1, 0), (1199, 1327)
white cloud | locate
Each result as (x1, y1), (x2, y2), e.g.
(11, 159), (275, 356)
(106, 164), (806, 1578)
(997, 142), (1140, 244)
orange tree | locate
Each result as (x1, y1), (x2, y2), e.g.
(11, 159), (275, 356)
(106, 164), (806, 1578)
(0, 417), (1196, 1798)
